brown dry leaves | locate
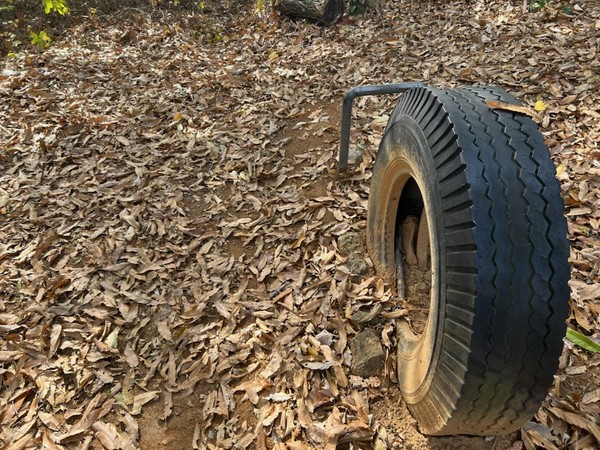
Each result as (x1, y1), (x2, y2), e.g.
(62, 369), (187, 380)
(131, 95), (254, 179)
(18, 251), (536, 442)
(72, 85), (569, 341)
(1, 0), (599, 449)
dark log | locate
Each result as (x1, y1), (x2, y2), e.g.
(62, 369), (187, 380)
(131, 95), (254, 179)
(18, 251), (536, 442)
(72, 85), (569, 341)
(277, 0), (344, 24)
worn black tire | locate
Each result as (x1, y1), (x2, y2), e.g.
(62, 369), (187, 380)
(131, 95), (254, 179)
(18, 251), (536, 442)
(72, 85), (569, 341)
(367, 85), (570, 436)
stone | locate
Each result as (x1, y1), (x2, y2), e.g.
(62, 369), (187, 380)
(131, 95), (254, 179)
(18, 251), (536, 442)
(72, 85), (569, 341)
(348, 145), (364, 164)
(350, 309), (373, 325)
(350, 304), (382, 326)
(351, 329), (386, 377)
(337, 232), (363, 255)
(345, 255), (369, 276)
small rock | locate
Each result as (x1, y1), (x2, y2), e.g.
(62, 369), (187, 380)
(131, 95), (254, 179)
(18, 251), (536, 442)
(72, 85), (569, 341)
(337, 232), (363, 255)
(351, 329), (385, 377)
(348, 145), (364, 164)
(350, 304), (382, 326)
(350, 309), (373, 325)
(345, 255), (369, 276)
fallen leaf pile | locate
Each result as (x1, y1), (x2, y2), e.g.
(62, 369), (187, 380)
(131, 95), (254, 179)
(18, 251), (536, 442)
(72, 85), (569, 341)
(0, 0), (598, 448)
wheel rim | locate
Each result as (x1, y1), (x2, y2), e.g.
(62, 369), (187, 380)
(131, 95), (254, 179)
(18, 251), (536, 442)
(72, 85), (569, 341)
(394, 176), (431, 337)
(373, 154), (441, 402)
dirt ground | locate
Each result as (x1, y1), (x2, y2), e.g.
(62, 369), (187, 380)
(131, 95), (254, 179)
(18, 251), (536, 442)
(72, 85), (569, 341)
(1, 0), (599, 449)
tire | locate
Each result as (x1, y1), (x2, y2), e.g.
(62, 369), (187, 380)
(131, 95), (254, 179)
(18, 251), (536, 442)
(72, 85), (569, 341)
(367, 85), (570, 436)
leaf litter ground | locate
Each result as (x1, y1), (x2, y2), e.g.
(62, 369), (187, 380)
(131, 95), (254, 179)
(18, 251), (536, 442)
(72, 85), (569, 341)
(0, 0), (599, 448)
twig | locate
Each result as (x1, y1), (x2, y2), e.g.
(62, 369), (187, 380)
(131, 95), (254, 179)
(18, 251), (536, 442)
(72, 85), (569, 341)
(395, 232), (405, 300)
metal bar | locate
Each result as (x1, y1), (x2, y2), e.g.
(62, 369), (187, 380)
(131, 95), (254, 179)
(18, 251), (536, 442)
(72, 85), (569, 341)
(339, 82), (425, 172)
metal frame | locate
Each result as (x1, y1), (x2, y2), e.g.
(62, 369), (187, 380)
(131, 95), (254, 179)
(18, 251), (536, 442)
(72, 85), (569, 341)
(338, 82), (425, 172)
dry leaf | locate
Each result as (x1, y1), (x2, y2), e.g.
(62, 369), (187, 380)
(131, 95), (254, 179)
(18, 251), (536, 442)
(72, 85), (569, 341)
(92, 421), (137, 450)
(522, 422), (560, 450)
(0, 2), (598, 448)
(486, 100), (535, 117)
(233, 379), (271, 405)
(548, 407), (600, 442)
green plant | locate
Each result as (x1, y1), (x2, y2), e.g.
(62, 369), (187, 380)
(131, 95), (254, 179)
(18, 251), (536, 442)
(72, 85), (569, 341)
(30, 29), (51, 48)
(42, 0), (69, 15)
(0, 0), (15, 13)
(529, 0), (547, 11)
(561, 5), (573, 14)
(566, 327), (600, 353)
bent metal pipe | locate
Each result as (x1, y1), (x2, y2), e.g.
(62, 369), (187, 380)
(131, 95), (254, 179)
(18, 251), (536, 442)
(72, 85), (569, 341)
(338, 82), (425, 172)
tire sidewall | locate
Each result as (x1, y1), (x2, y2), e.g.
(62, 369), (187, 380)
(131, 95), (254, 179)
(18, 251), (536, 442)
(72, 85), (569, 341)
(367, 114), (446, 403)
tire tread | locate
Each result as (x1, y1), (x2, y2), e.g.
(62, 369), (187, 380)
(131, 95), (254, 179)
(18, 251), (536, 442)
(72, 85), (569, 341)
(378, 85), (569, 435)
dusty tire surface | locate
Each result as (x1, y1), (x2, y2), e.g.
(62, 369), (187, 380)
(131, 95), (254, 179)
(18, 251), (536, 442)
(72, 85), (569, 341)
(367, 85), (570, 436)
